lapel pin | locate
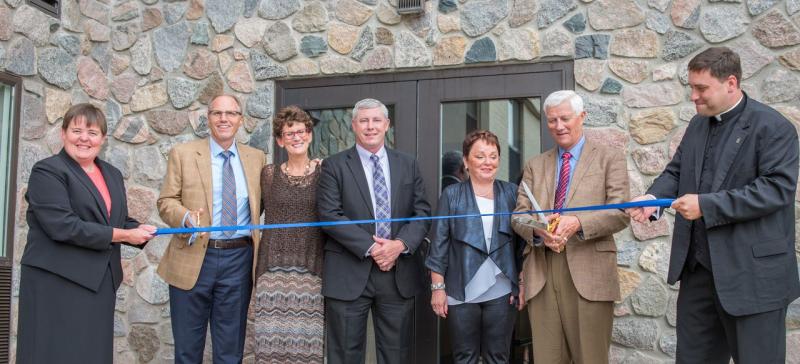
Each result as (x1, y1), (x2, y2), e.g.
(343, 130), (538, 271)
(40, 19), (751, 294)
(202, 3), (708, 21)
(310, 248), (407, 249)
(736, 137), (741, 144)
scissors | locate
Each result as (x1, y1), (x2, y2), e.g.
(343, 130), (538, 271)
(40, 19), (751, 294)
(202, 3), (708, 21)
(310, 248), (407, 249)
(521, 181), (559, 234)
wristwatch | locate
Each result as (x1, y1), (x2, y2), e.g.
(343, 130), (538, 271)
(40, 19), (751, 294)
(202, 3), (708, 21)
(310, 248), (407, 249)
(430, 282), (446, 291)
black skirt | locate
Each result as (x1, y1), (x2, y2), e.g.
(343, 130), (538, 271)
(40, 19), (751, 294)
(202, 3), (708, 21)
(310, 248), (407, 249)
(16, 264), (115, 364)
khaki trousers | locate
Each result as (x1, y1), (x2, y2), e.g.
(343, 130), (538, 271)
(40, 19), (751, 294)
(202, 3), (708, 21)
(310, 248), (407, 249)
(528, 249), (614, 364)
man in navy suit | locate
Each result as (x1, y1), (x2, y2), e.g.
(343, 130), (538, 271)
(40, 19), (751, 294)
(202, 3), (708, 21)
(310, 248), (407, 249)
(629, 47), (799, 363)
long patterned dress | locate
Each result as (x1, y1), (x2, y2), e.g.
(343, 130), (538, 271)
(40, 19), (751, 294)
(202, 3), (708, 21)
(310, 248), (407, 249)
(254, 163), (324, 363)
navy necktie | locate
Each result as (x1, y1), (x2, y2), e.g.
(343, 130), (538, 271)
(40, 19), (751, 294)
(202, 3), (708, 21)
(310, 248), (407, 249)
(220, 150), (237, 238)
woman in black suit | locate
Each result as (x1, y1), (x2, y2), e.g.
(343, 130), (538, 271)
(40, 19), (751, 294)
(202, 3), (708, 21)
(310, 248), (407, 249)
(16, 104), (155, 364)
(425, 130), (529, 364)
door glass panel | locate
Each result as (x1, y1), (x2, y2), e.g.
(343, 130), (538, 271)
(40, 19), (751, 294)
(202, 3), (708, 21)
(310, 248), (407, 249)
(307, 105), (395, 160)
(440, 98), (542, 190)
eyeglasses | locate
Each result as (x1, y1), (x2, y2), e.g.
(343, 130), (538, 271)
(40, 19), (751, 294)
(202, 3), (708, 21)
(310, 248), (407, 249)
(209, 110), (242, 118)
(282, 129), (310, 139)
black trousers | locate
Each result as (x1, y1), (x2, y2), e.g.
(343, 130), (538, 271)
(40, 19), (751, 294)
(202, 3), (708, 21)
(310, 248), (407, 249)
(325, 263), (415, 364)
(446, 294), (518, 364)
(676, 264), (787, 364)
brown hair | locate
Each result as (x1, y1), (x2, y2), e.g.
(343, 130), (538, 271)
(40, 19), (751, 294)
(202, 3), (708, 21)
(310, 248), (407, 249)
(462, 129), (500, 157)
(688, 47), (742, 88)
(272, 105), (314, 138)
(61, 103), (108, 135)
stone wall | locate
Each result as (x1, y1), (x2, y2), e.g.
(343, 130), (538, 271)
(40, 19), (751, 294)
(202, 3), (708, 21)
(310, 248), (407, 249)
(3, 0), (800, 362)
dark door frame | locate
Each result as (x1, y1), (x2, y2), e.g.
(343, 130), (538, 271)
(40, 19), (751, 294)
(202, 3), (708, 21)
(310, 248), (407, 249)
(274, 61), (574, 364)
(1, 71), (23, 364)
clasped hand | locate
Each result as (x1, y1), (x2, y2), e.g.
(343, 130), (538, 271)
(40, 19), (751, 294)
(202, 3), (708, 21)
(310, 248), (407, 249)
(371, 236), (405, 271)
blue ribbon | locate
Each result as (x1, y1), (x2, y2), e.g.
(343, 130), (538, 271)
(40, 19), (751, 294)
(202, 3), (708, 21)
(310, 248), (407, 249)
(155, 199), (673, 236)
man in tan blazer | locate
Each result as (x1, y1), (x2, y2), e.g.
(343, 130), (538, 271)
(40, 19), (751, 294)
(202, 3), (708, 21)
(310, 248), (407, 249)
(512, 90), (629, 364)
(157, 94), (265, 364)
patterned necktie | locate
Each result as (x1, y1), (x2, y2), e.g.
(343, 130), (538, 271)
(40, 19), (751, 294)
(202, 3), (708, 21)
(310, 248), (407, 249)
(220, 150), (237, 238)
(371, 154), (391, 239)
(554, 151), (571, 210)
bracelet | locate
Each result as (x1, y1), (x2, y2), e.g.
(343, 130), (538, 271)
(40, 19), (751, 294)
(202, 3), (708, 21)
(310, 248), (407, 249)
(430, 282), (446, 291)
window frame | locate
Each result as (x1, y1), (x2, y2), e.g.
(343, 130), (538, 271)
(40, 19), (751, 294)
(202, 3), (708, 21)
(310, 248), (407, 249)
(0, 72), (21, 265)
(0, 71), (21, 364)
(27, 0), (60, 19)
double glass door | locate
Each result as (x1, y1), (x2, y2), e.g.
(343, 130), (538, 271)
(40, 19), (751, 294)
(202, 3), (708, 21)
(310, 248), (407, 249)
(276, 62), (572, 364)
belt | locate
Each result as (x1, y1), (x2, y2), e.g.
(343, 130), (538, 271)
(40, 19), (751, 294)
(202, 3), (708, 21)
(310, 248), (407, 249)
(208, 237), (252, 249)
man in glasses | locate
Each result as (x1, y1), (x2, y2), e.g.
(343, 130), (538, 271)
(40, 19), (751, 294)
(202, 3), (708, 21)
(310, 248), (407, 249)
(157, 94), (266, 363)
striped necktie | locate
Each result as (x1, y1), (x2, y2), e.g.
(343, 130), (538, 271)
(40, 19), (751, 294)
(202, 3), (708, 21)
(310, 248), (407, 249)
(371, 154), (391, 239)
(220, 150), (237, 238)
(554, 151), (571, 210)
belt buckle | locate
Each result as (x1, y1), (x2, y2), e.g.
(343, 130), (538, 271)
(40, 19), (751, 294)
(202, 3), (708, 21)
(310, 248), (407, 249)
(211, 239), (224, 249)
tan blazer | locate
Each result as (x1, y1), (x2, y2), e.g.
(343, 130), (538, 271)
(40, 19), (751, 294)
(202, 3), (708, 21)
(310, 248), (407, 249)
(157, 138), (266, 290)
(512, 139), (629, 302)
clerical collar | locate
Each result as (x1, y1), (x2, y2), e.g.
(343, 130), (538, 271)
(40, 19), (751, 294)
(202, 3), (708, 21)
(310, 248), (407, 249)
(714, 94), (745, 122)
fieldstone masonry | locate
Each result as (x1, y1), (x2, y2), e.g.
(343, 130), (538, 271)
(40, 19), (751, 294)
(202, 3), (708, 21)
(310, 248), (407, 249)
(4, 0), (800, 362)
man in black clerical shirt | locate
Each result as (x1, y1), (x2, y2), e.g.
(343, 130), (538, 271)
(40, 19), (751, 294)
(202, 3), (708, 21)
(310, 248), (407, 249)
(628, 47), (800, 363)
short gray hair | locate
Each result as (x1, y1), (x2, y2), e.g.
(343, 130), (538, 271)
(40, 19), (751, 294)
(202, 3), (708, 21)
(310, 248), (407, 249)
(208, 94), (243, 113)
(543, 90), (584, 114)
(352, 98), (389, 120)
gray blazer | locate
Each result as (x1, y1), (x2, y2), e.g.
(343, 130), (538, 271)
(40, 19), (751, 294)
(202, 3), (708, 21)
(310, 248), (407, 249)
(648, 94), (800, 316)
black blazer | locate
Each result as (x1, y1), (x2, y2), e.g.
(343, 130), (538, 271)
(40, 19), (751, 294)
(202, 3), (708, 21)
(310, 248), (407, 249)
(425, 180), (525, 302)
(647, 95), (800, 316)
(317, 146), (431, 301)
(22, 149), (141, 292)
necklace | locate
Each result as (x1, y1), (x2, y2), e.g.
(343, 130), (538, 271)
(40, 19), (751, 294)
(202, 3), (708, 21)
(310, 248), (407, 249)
(282, 159), (312, 177)
(473, 182), (494, 198)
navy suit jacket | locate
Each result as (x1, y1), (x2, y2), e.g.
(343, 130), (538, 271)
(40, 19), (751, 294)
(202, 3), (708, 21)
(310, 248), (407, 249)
(22, 149), (141, 292)
(317, 146), (431, 301)
(647, 95), (800, 316)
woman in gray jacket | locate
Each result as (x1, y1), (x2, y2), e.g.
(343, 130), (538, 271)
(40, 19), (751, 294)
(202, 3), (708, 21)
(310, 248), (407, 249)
(425, 129), (529, 364)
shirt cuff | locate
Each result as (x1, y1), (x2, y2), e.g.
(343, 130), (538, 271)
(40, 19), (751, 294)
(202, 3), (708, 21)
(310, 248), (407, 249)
(644, 194), (662, 221)
(181, 211), (198, 246)
(396, 238), (410, 254)
(181, 211), (192, 227)
(365, 242), (377, 257)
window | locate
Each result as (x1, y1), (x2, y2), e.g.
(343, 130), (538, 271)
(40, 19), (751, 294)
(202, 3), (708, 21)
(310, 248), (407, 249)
(27, 0), (59, 18)
(0, 72), (21, 363)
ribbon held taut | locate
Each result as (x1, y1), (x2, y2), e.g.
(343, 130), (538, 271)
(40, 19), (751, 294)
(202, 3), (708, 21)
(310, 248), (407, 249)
(154, 199), (674, 236)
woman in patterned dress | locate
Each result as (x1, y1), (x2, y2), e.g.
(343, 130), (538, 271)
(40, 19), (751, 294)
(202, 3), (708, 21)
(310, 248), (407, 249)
(254, 105), (324, 363)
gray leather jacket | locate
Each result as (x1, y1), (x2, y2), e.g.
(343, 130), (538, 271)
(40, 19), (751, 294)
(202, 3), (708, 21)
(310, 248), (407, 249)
(425, 179), (528, 301)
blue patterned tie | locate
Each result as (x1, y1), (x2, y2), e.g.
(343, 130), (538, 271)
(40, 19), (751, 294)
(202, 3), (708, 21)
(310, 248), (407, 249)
(371, 154), (391, 239)
(220, 150), (237, 238)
